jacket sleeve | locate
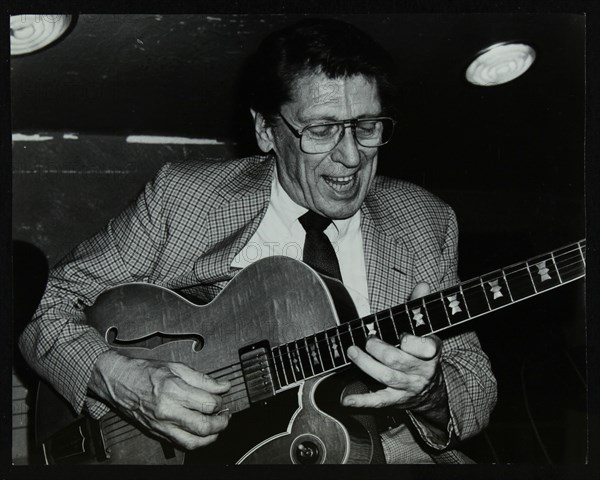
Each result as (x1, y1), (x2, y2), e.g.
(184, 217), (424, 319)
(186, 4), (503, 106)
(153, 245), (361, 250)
(18, 163), (173, 419)
(405, 206), (498, 450)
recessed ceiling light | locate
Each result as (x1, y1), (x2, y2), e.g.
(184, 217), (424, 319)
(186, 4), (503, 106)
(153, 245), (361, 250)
(466, 42), (536, 86)
(10, 14), (73, 56)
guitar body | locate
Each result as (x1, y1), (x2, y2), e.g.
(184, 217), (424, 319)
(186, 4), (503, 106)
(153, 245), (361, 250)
(35, 256), (384, 465)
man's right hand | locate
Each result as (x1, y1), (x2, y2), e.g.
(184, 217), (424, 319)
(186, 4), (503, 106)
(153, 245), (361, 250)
(88, 350), (231, 450)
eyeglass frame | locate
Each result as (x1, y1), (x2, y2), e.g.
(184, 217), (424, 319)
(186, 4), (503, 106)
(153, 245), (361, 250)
(277, 112), (396, 154)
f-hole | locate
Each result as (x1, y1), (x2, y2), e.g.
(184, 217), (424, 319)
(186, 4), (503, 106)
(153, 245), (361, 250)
(106, 327), (204, 352)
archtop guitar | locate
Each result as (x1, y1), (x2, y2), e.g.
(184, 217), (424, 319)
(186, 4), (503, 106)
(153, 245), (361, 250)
(35, 240), (586, 464)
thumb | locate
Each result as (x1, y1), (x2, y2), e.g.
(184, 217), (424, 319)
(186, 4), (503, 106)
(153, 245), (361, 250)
(410, 282), (431, 301)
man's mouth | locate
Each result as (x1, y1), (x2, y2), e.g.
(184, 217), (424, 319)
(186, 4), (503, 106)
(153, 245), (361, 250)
(323, 174), (357, 192)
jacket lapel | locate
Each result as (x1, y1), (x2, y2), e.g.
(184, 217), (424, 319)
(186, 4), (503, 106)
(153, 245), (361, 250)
(361, 194), (415, 313)
(193, 157), (275, 284)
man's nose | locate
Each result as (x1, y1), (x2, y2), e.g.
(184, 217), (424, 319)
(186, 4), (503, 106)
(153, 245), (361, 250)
(333, 127), (361, 167)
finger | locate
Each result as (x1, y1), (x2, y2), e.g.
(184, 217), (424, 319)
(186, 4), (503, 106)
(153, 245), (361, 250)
(399, 334), (441, 360)
(171, 403), (231, 437)
(342, 388), (401, 409)
(157, 373), (225, 414)
(169, 362), (231, 393)
(347, 345), (408, 389)
(364, 337), (413, 370)
(166, 427), (221, 451)
(409, 282), (431, 300)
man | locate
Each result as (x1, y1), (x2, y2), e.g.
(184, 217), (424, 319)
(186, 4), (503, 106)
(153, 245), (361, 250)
(19, 18), (496, 463)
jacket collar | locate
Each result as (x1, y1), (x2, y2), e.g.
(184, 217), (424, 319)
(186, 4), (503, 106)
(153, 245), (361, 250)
(196, 155), (415, 312)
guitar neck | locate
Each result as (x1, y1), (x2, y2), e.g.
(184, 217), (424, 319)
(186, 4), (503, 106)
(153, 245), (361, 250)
(266, 239), (586, 392)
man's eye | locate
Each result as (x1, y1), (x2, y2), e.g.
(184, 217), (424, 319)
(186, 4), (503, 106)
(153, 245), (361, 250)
(308, 124), (336, 138)
(357, 121), (379, 135)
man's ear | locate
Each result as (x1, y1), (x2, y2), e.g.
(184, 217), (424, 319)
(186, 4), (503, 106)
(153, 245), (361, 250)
(250, 109), (275, 153)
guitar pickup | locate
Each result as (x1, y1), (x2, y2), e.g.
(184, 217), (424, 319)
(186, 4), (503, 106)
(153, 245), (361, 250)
(239, 341), (276, 404)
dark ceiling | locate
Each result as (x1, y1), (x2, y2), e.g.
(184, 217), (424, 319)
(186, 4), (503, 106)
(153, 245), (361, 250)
(10, 13), (585, 196)
(10, 14), (584, 133)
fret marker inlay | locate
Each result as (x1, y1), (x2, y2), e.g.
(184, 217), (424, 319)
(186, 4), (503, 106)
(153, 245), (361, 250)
(488, 280), (503, 299)
(330, 336), (340, 359)
(446, 295), (462, 315)
(535, 261), (551, 282)
(291, 350), (300, 374)
(309, 344), (319, 366)
(366, 322), (376, 336)
(411, 308), (425, 327)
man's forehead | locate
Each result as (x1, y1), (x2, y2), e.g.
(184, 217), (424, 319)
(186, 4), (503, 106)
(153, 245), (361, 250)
(288, 73), (381, 119)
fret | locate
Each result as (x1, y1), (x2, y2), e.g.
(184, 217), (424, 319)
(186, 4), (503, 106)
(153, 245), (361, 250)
(577, 241), (586, 267)
(405, 298), (433, 335)
(298, 339), (314, 377)
(479, 277), (492, 310)
(554, 244), (585, 282)
(279, 344), (296, 384)
(439, 291), (450, 320)
(372, 314), (383, 338)
(441, 285), (470, 323)
(389, 309), (402, 341)
(481, 272), (511, 309)
(501, 270), (515, 302)
(459, 284), (471, 317)
(350, 318), (368, 349)
(528, 253), (561, 291)
(338, 322), (355, 354)
(308, 335), (325, 375)
(388, 305), (412, 335)
(293, 340), (311, 379)
(505, 263), (536, 300)
(421, 293), (450, 331)
(524, 261), (538, 293)
(375, 310), (401, 346)
(271, 346), (288, 388)
(402, 303), (417, 335)
(550, 252), (563, 283)
(315, 331), (335, 371)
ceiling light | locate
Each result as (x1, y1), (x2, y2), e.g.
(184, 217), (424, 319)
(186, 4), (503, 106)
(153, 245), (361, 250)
(10, 14), (73, 56)
(466, 42), (536, 86)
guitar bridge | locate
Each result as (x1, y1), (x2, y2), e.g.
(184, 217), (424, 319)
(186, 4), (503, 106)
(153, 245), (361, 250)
(239, 341), (276, 404)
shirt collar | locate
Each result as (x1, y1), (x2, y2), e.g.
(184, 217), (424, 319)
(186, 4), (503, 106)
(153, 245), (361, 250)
(271, 167), (358, 241)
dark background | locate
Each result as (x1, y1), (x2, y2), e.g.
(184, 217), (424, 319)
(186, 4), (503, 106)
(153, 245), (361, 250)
(11, 13), (586, 464)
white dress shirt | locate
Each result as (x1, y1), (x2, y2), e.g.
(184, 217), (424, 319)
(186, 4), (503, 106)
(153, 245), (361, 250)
(231, 169), (371, 317)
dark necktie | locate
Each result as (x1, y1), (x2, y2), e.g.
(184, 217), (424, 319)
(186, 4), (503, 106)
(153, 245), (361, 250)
(299, 210), (342, 281)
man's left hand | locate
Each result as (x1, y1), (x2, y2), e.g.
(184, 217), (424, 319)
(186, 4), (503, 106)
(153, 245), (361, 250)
(342, 283), (450, 427)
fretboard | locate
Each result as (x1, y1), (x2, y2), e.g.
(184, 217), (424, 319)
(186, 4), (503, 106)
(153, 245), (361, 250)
(269, 239), (586, 391)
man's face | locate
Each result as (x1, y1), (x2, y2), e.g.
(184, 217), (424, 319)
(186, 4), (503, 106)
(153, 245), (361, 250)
(270, 73), (381, 219)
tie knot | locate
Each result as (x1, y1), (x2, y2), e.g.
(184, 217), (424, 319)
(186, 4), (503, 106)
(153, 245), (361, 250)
(299, 210), (332, 233)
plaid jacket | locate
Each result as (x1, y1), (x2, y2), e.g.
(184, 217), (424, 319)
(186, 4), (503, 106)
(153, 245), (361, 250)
(20, 155), (497, 464)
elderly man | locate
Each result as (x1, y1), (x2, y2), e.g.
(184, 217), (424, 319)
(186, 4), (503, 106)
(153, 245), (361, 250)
(20, 18), (496, 464)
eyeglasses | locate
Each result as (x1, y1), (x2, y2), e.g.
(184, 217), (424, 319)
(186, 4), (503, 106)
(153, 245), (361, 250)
(278, 113), (396, 154)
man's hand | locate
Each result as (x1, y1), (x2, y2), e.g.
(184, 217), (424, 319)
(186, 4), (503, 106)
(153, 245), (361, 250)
(89, 350), (231, 450)
(342, 283), (450, 430)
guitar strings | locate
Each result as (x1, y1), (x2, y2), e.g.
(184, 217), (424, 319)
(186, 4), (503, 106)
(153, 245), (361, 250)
(97, 244), (586, 447)
(214, 246), (585, 397)
(214, 247), (586, 403)
(248, 245), (586, 378)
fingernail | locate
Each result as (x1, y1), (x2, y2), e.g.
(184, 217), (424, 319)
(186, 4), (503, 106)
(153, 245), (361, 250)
(344, 397), (355, 406)
(347, 347), (357, 359)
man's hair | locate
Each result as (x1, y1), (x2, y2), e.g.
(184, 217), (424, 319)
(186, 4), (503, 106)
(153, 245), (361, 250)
(245, 18), (398, 122)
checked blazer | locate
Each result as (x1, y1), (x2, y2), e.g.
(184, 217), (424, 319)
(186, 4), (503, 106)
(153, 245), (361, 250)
(20, 154), (497, 464)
